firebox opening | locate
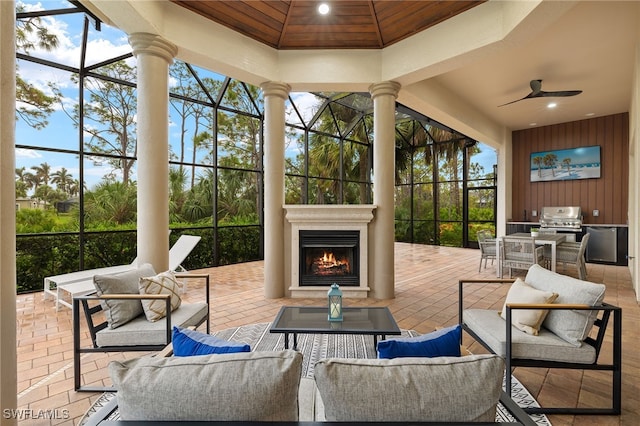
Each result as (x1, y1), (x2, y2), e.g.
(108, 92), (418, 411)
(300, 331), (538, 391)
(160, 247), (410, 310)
(299, 230), (359, 286)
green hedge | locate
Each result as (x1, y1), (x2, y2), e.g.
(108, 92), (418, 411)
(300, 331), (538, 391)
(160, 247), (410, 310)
(16, 225), (261, 294)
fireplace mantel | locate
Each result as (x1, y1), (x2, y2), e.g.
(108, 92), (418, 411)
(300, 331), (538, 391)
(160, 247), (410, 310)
(283, 205), (376, 298)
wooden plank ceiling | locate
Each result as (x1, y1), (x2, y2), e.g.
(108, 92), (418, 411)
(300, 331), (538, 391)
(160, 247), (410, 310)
(170, 0), (484, 50)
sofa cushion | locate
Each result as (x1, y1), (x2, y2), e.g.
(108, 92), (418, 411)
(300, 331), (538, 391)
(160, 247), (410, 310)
(525, 264), (606, 346)
(93, 263), (156, 329)
(172, 326), (250, 356)
(109, 350), (302, 421)
(499, 278), (558, 335)
(377, 324), (461, 359)
(314, 354), (504, 422)
(139, 270), (183, 322)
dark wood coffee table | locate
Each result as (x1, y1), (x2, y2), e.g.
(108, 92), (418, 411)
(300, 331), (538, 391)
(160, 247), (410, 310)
(269, 306), (401, 351)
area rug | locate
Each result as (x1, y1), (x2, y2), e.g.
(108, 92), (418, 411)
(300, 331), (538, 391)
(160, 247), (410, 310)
(80, 322), (551, 425)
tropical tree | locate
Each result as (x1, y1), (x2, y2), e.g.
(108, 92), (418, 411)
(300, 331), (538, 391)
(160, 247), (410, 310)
(58, 61), (138, 185)
(169, 166), (189, 223)
(532, 155), (543, 178)
(562, 157), (572, 173)
(30, 162), (51, 188)
(15, 3), (60, 130)
(543, 153), (558, 178)
(84, 181), (137, 227)
(15, 167), (29, 197)
(51, 167), (74, 193)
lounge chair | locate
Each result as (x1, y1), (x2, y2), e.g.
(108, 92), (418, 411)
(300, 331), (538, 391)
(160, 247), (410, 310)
(43, 234), (201, 310)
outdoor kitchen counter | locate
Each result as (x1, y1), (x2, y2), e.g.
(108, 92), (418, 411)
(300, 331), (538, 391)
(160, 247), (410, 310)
(506, 223), (628, 266)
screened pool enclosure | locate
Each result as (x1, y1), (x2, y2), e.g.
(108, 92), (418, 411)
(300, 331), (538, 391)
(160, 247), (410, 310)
(14, 1), (495, 293)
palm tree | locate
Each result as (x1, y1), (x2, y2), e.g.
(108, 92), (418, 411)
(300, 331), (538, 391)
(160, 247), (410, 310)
(562, 157), (572, 174)
(51, 167), (74, 194)
(532, 156), (543, 178)
(543, 153), (558, 178)
(30, 162), (51, 187)
(84, 181), (137, 226)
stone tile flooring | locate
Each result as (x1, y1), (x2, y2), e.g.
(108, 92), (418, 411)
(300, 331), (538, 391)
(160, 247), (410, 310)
(15, 243), (640, 425)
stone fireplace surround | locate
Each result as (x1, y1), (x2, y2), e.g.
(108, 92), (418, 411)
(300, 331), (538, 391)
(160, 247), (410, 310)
(284, 205), (376, 298)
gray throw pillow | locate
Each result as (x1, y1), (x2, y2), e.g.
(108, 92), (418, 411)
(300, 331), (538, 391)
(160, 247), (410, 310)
(314, 354), (504, 422)
(525, 264), (606, 346)
(93, 263), (156, 329)
(109, 350), (302, 421)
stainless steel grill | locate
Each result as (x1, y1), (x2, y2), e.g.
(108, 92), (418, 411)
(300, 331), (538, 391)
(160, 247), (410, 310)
(539, 206), (582, 231)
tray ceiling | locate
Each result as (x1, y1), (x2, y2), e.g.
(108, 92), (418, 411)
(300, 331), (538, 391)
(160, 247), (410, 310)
(170, 0), (483, 50)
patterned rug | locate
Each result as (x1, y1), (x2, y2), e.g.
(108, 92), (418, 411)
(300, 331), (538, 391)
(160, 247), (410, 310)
(81, 322), (551, 425)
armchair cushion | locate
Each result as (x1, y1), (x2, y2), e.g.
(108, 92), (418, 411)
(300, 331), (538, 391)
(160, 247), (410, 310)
(499, 278), (558, 335)
(314, 354), (504, 422)
(172, 326), (250, 356)
(139, 270), (183, 322)
(377, 324), (461, 359)
(95, 302), (208, 347)
(525, 264), (606, 346)
(109, 350), (302, 421)
(93, 263), (156, 329)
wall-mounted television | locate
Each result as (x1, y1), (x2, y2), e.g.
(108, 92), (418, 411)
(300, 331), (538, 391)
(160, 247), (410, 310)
(530, 145), (601, 182)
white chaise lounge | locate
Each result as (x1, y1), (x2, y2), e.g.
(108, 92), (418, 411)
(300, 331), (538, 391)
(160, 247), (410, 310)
(44, 234), (201, 310)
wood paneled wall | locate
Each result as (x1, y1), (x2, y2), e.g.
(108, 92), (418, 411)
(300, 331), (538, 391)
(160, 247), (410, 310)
(511, 113), (628, 225)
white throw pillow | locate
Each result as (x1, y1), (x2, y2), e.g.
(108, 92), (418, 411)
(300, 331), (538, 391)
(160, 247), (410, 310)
(139, 270), (183, 322)
(500, 278), (558, 335)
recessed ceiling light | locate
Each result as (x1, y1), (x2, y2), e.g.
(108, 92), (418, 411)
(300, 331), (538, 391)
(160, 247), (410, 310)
(529, 122), (537, 126)
(585, 112), (595, 116)
(547, 102), (557, 109)
(318, 3), (330, 15)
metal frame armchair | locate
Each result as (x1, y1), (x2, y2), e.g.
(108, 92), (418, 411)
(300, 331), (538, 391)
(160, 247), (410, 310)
(73, 273), (210, 392)
(459, 277), (622, 415)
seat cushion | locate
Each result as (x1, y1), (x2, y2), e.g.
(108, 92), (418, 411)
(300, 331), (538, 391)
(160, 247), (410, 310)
(464, 309), (597, 364)
(525, 264), (606, 346)
(109, 350), (302, 421)
(93, 263), (156, 329)
(499, 278), (558, 335)
(172, 326), (250, 356)
(314, 354), (504, 422)
(95, 302), (208, 347)
(377, 324), (461, 359)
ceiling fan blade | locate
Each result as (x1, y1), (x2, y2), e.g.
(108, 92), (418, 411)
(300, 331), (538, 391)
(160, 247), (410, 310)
(498, 79), (582, 107)
(497, 92), (536, 107)
(537, 90), (583, 98)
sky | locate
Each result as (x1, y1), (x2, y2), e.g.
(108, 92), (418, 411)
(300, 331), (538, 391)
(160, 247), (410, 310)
(15, 0), (496, 195)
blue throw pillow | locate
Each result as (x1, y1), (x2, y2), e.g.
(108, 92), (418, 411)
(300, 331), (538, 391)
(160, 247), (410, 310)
(172, 326), (251, 356)
(377, 324), (462, 359)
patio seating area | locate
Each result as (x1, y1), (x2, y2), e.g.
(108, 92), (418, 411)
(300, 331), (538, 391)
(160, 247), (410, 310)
(15, 243), (639, 426)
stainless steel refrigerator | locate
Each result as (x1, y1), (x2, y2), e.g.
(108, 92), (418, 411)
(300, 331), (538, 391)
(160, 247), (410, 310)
(586, 227), (617, 263)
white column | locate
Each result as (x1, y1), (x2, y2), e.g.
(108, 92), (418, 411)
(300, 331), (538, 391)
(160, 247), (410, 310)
(129, 33), (177, 272)
(261, 82), (290, 298)
(369, 81), (401, 299)
(0, 1), (17, 424)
